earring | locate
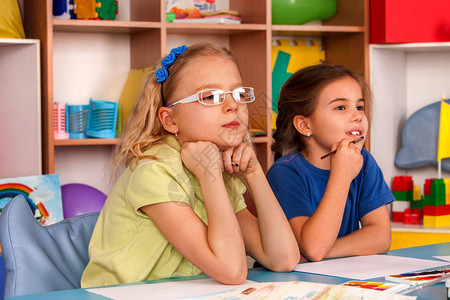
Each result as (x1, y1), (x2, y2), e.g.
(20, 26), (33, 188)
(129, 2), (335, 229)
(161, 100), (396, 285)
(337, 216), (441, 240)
(174, 131), (178, 137)
(307, 133), (312, 139)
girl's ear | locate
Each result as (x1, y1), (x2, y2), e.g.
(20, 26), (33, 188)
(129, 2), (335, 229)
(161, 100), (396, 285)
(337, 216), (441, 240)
(158, 107), (178, 134)
(292, 115), (311, 137)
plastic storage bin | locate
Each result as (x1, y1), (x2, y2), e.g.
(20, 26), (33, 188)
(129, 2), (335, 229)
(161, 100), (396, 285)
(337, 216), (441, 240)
(65, 104), (89, 139)
(53, 102), (69, 140)
(86, 98), (118, 139)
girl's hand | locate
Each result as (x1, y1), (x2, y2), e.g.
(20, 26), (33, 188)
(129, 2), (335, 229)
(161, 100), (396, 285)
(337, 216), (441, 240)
(222, 143), (260, 178)
(329, 137), (363, 181)
(181, 141), (223, 182)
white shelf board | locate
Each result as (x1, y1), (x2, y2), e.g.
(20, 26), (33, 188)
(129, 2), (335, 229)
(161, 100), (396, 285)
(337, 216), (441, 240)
(391, 222), (450, 234)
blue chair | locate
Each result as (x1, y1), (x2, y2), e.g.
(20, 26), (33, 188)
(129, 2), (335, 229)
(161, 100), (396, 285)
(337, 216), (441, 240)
(0, 195), (99, 298)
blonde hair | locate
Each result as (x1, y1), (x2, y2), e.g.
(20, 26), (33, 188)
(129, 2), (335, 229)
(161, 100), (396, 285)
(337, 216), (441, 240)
(272, 63), (372, 161)
(111, 42), (245, 178)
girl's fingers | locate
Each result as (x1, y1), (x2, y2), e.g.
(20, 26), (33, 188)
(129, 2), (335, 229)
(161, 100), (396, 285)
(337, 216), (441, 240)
(222, 148), (234, 174)
(230, 143), (244, 166)
(237, 147), (251, 171)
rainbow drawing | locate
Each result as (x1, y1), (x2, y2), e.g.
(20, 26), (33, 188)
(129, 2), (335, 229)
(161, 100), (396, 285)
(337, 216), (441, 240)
(0, 183), (38, 212)
(0, 174), (63, 225)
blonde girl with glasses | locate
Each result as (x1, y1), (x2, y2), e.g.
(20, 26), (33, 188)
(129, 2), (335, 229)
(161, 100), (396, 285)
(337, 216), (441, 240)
(267, 64), (393, 262)
(81, 42), (299, 288)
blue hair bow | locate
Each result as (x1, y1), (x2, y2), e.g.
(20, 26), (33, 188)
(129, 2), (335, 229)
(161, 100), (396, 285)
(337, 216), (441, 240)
(156, 45), (187, 83)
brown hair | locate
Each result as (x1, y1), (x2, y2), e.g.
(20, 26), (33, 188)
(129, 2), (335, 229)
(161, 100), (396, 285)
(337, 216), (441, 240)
(111, 42), (244, 178)
(272, 63), (371, 161)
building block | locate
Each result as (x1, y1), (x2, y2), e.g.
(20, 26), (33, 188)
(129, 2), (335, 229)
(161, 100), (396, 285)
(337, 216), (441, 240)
(392, 211), (403, 223)
(73, 0), (100, 19)
(431, 178), (446, 196)
(413, 185), (421, 201)
(424, 178), (435, 195)
(370, 0), (450, 43)
(403, 208), (421, 225)
(423, 215), (450, 227)
(424, 194), (446, 206)
(392, 176), (413, 192)
(445, 178), (450, 205)
(423, 204), (450, 216)
(392, 190), (413, 201)
(392, 200), (410, 213)
(97, 0), (118, 20)
(411, 196), (423, 210)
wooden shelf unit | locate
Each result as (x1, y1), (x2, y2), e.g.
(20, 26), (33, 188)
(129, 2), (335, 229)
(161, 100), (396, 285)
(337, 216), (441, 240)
(23, 0), (369, 191)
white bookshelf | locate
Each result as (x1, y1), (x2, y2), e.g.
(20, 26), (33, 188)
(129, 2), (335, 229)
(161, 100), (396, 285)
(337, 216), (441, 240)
(0, 38), (41, 178)
(370, 42), (450, 190)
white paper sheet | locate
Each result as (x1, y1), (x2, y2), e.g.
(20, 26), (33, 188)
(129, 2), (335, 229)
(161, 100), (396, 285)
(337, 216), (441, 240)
(294, 255), (450, 280)
(86, 279), (254, 300)
(434, 256), (450, 262)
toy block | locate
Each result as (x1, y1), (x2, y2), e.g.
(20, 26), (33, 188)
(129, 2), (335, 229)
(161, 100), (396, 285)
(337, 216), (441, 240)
(392, 176), (413, 191)
(423, 194), (446, 206)
(424, 178), (436, 195)
(423, 215), (450, 227)
(413, 185), (421, 201)
(74, 0), (100, 19)
(412, 208), (423, 219)
(392, 190), (413, 201)
(410, 196), (423, 210)
(423, 204), (450, 216)
(97, 0), (118, 20)
(445, 178), (450, 205)
(392, 200), (410, 212)
(392, 211), (403, 223)
(403, 209), (421, 225)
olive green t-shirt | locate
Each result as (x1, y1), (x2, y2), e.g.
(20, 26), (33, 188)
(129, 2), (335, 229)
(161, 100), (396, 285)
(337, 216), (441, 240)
(80, 136), (247, 288)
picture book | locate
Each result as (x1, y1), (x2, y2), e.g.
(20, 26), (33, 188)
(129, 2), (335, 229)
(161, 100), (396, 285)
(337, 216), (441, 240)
(385, 267), (450, 286)
(342, 281), (409, 293)
(0, 174), (63, 225)
(186, 281), (416, 299)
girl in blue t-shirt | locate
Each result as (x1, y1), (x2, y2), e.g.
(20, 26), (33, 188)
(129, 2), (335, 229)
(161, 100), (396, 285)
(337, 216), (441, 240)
(267, 64), (394, 262)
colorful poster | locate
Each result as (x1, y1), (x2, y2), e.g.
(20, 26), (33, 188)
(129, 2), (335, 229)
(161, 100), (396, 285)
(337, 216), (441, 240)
(0, 174), (63, 225)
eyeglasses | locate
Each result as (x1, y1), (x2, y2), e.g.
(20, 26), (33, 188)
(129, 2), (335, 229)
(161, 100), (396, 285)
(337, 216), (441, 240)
(167, 87), (255, 107)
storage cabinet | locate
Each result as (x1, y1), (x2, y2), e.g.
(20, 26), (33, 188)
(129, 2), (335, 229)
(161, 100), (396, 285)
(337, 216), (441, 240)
(370, 43), (450, 188)
(0, 38), (41, 178)
(23, 0), (369, 193)
(370, 43), (450, 249)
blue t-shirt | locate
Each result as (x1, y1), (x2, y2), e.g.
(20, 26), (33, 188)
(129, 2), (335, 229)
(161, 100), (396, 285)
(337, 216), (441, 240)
(267, 149), (394, 238)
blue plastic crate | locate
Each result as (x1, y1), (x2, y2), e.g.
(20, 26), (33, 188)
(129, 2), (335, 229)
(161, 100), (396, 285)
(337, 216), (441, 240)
(86, 98), (118, 139)
(65, 104), (89, 139)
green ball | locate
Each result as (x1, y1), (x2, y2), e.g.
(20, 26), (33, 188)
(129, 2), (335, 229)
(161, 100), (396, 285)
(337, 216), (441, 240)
(272, 0), (337, 25)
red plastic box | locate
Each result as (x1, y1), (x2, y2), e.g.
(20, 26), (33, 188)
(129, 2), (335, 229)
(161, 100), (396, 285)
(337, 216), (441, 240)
(370, 0), (450, 44)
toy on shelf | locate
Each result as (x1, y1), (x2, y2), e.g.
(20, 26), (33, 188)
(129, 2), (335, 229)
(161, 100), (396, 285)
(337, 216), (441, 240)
(52, 0), (76, 19)
(272, 0), (337, 25)
(73, 0), (100, 19)
(53, 0), (118, 20)
(391, 176), (416, 224)
(86, 98), (119, 139)
(391, 175), (450, 227)
(423, 178), (450, 227)
(65, 104), (89, 139)
(53, 102), (70, 140)
(166, 0), (216, 14)
(96, 0), (118, 20)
